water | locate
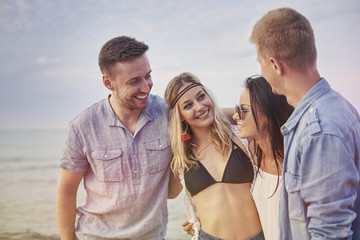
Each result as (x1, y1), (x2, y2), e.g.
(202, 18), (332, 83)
(0, 129), (188, 240)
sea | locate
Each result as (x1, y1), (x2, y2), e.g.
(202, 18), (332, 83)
(0, 129), (188, 240)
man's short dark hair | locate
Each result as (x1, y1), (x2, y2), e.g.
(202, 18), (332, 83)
(98, 36), (149, 75)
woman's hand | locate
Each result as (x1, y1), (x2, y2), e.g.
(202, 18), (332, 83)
(182, 221), (194, 236)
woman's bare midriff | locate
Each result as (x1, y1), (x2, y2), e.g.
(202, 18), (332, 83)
(193, 182), (262, 240)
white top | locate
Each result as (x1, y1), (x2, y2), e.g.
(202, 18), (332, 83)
(252, 167), (282, 240)
(180, 173), (200, 240)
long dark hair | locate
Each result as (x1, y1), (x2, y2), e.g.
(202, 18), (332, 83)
(246, 76), (293, 197)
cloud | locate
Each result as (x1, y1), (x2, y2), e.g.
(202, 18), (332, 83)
(0, 0), (359, 129)
(36, 56), (61, 65)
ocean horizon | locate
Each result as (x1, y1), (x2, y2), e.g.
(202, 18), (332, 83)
(0, 129), (188, 240)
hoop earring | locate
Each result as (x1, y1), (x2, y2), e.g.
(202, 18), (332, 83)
(181, 121), (191, 142)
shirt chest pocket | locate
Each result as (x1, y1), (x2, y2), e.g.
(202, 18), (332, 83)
(144, 137), (172, 174)
(284, 171), (306, 222)
(91, 149), (124, 182)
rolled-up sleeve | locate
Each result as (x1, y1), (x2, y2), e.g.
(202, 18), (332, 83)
(300, 134), (359, 238)
(60, 121), (88, 173)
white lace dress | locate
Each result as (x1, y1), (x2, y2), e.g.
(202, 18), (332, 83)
(179, 173), (201, 240)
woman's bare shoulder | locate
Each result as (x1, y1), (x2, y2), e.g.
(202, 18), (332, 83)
(231, 134), (248, 151)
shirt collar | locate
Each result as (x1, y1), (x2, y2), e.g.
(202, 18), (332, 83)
(281, 78), (330, 134)
(105, 94), (154, 128)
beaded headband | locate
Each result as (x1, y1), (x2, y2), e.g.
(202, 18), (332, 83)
(170, 83), (203, 109)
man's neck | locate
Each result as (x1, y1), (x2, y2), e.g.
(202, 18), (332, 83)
(284, 67), (321, 108)
(109, 96), (142, 134)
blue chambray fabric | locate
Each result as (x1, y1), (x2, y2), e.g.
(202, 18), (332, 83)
(60, 94), (172, 240)
(279, 78), (360, 240)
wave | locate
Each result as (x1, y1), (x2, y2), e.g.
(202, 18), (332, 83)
(0, 231), (60, 240)
(0, 164), (58, 173)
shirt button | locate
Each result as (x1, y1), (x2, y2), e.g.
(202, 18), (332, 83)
(133, 155), (136, 158)
(159, 145), (162, 148)
(309, 107), (313, 112)
(104, 155), (108, 159)
(134, 170), (137, 173)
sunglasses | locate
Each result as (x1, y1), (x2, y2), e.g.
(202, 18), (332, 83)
(235, 104), (249, 120)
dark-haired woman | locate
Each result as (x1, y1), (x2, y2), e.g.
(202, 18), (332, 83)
(233, 76), (293, 240)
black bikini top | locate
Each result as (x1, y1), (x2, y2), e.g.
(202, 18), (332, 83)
(184, 141), (254, 197)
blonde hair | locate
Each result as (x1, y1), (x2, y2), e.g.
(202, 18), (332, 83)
(250, 8), (317, 71)
(164, 72), (232, 176)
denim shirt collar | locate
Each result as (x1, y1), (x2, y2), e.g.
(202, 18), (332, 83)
(105, 94), (154, 128)
(281, 78), (330, 135)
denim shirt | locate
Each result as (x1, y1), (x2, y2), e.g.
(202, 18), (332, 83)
(60, 94), (172, 240)
(279, 79), (360, 240)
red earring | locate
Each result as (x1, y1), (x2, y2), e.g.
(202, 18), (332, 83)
(181, 121), (191, 141)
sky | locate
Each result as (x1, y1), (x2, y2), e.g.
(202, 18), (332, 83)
(0, 0), (359, 130)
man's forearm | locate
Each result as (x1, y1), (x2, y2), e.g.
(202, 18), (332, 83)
(56, 191), (77, 240)
(168, 171), (183, 199)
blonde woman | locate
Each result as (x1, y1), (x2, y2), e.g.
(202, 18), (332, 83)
(164, 72), (263, 240)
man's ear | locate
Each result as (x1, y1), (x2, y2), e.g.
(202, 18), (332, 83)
(103, 75), (114, 90)
(269, 57), (283, 75)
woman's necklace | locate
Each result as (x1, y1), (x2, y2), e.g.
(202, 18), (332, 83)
(195, 141), (212, 157)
